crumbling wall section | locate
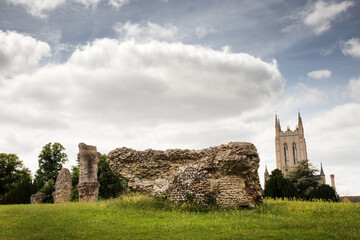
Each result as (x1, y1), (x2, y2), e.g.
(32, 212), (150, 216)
(53, 168), (72, 203)
(77, 143), (100, 202)
(108, 142), (262, 208)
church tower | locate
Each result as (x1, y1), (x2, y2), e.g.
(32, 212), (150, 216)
(319, 163), (326, 185)
(264, 165), (270, 187)
(275, 112), (308, 175)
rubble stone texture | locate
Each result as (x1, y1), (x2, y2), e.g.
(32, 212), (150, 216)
(77, 143), (100, 202)
(108, 142), (262, 208)
(53, 168), (72, 203)
(30, 193), (46, 204)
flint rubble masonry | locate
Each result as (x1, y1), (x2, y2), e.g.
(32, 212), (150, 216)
(53, 168), (72, 203)
(77, 143), (100, 202)
(30, 193), (46, 204)
(107, 142), (262, 208)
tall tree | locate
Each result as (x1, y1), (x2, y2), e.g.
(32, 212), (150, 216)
(34, 143), (68, 189)
(287, 160), (320, 200)
(0, 153), (31, 199)
(264, 170), (298, 199)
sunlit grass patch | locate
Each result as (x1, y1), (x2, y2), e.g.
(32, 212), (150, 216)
(0, 195), (359, 240)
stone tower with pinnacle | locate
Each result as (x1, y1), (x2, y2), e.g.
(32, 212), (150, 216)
(319, 163), (326, 185)
(275, 112), (308, 175)
(264, 165), (270, 187)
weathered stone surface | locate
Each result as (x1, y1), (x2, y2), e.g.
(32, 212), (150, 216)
(30, 193), (46, 204)
(53, 168), (72, 203)
(78, 143), (100, 202)
(108, 142), (262, 208)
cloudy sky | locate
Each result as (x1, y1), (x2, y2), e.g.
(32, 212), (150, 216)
(1, 0), (359, 196)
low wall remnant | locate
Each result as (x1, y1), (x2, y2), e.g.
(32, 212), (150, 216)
(108, 142), (262, 208)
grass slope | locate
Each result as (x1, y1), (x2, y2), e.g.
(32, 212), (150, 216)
(0, 194), (359, 240)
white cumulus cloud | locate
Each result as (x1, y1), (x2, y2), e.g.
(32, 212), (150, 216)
(341, 38), (360, 59)
(0, 38), (285, 175)
(6, 39), (283, 124)
(303, 0), (354, 35)
(307, 103), (360, 195)
(114, 21), (178, 41)
(0, 30), (51, 76)
(307, 69), (332, 79)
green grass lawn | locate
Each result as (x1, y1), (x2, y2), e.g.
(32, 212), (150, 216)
(0, 194), (359, 240)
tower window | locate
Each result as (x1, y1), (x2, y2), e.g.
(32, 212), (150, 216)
(284, 144), (289, 165)
(293, 143), (297, 164)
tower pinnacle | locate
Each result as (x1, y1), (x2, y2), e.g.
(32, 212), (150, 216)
(298, 111), (304, 134)
(275, 113), (281, 134)
(320, 163), (325, 176)
(264, 165), (270, 187)
(298, 111), (302, 126)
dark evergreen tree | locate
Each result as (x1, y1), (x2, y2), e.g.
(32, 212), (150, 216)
(270, 169), (283, 177)
(287, 160), (320, 200)
(98, 154), (127, 199)
(309, 184), (338, 202)
(1, 178), (38, 204)
(34, 143), (68, 189)
(264, 173), (298, 200)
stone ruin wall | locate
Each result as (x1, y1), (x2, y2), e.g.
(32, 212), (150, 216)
(107, 142), (262, 208)
(77, 143), (100, 202)
(53, 168), (72, 203)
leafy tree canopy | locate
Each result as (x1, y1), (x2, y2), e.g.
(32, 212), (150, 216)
(40, 179), (55, 203)
(287, 160), (320, 200)
(98, 154), (127, 199)
(34, 143), (68, 189)
(0, 153), (31, 198)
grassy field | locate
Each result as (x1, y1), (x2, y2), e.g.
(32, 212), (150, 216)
(0, 194), (359, 240)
